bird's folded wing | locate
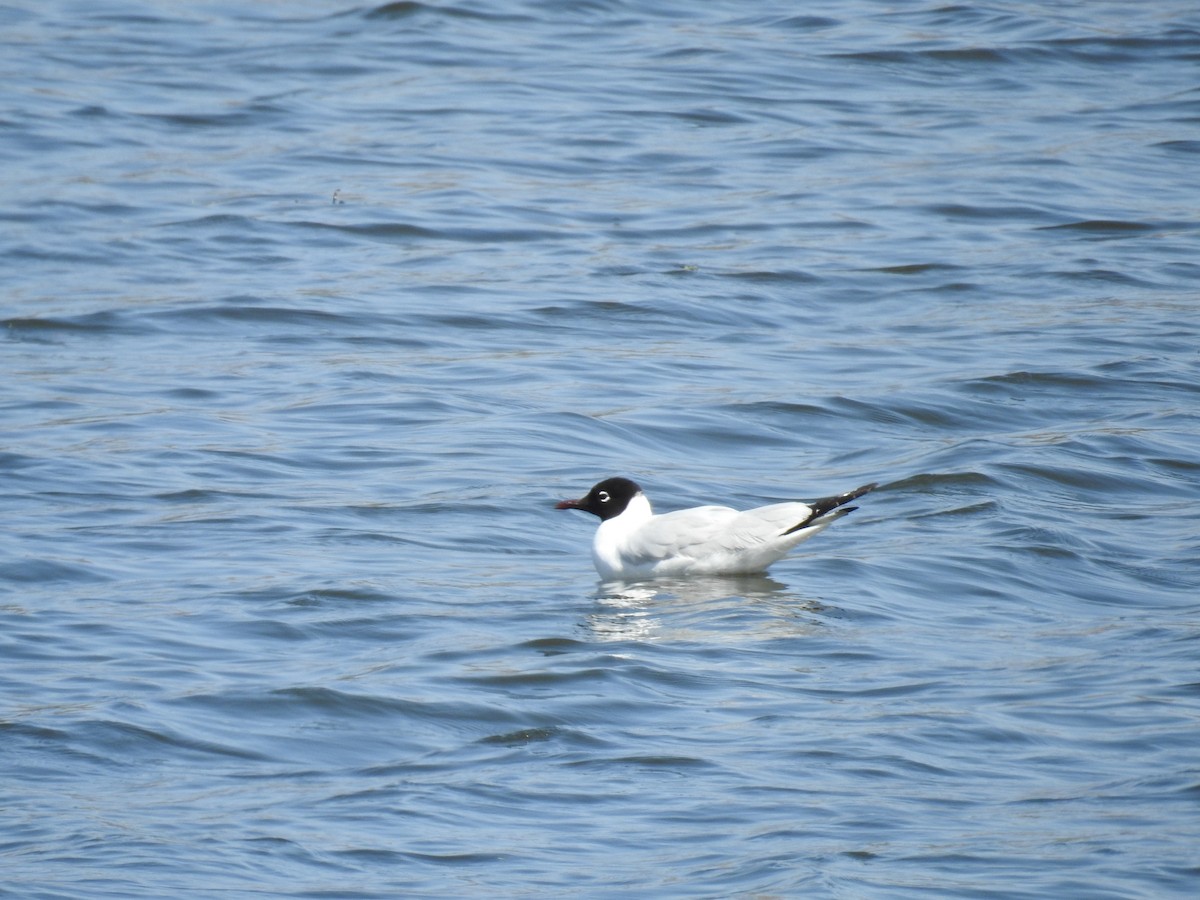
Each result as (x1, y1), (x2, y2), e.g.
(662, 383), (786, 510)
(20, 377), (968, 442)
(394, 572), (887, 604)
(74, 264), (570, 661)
(624, 503), (813, 563)
(621, 506), (735, 564)
(733, 502), (817, 539)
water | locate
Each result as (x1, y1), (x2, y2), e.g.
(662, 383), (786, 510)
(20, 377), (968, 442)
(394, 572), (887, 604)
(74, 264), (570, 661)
(3, 1), (1199, 896)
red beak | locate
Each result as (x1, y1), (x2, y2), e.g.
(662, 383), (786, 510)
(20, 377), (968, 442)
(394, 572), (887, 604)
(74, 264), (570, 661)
(555, 498), (581, 510)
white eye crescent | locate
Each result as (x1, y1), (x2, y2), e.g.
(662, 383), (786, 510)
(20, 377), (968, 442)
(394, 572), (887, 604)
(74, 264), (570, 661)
(598, 491), (610, 502)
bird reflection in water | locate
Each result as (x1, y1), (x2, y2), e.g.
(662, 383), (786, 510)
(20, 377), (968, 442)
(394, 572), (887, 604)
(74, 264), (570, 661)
(583, 575), (832, 644)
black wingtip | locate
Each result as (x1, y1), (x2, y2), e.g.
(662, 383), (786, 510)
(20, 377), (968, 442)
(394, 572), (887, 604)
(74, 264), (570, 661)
(783, 482), (877, 535)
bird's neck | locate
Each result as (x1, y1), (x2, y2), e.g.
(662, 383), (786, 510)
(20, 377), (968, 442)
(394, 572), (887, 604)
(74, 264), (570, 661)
(616, 492), (653, 526)
(596, 491), (653, 539)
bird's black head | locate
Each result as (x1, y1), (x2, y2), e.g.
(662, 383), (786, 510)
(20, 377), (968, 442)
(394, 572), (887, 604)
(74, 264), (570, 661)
(555, 477), (643, 521)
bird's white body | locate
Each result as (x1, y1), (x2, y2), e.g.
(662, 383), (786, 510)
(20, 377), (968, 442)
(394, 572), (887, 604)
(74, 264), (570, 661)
(584, 488), (864, 580)
(558, 477), (875, 580)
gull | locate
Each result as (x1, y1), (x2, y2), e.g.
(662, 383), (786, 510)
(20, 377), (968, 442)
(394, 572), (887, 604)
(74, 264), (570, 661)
(556, 477), (876, 580)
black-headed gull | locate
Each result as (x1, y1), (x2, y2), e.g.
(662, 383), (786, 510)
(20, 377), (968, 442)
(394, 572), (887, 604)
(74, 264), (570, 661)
(556, 477), (877, 579)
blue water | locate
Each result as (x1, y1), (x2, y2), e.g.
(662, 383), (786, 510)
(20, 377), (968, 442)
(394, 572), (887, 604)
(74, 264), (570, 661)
(3, 1), (1199, 896)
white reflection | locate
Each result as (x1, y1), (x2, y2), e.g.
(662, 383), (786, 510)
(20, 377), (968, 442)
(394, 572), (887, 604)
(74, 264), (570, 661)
(588, 583), (661, 643)
(584, 575), (831, 643)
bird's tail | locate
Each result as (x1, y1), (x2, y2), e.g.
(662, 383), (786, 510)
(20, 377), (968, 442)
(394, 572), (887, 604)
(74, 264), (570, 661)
(783, 482), (878, 535)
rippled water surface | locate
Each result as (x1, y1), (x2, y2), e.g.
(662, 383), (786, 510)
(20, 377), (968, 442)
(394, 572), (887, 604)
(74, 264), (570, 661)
(3, 1), (1199, 896)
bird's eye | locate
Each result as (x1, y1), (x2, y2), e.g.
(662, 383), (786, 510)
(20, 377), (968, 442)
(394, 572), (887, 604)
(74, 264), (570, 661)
(598, 491), (610, 502)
